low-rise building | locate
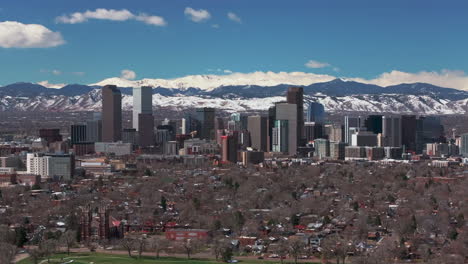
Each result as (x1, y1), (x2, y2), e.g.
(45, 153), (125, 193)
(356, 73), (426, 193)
(165, 229), (209, 240)
(26, 153), (74, 180)
(95, 142), (133, 156)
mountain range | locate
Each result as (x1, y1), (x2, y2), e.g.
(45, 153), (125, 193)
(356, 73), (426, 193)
(1, 78), (468, 114)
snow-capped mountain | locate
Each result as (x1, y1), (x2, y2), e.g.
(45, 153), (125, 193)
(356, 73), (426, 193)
(2, 79), (468, 114)
(91, 71), (336, 91)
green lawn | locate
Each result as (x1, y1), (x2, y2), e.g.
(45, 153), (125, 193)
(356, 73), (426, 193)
(18, 252), (318, 264)
(18, 253), (217, 264)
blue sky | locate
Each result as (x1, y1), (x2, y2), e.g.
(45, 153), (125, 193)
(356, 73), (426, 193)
(1, 0), (468, 86)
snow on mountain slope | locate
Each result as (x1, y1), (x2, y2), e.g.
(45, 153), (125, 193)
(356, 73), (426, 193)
(1, 88), (468, 114)
(91, 71), (336, 91)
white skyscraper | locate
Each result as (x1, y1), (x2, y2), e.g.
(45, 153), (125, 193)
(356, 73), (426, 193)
(133, 86), (153, 131)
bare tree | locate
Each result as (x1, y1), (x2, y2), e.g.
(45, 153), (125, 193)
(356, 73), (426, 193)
(120, 237), (136, 258)
(151, 236), (169, 258)
(136, 237), (147, 259)
(180, 239), (201, 259)
(211, 237), (225, 261)
(277, 239), (289, 264)
(28, 248), (43, 264)
(0, 242), (17, 264)
(60, 230), (76, 255)
(39, 239), (58, 263)
(288, 239), (305, 264)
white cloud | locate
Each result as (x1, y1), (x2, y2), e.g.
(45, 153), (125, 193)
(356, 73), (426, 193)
(305, 60), (331, 69)
(135, 14), (167, 26)
(211, 24), (220, 29)
(227, 12), (242, 23)
(224, 70), (233, 74)
(351, 70), (468, 90)
(56, 8), (167, 27)
(120, 69), (136, 80)
(0, 21), (65, 48)
(37, 81), (67, 89)
(184, 7), (211, 23)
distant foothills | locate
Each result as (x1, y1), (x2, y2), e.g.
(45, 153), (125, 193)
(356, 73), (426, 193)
(1, 78), (468, 114)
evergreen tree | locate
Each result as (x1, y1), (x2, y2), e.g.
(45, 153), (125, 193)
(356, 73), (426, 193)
(161, 196), (167, 212)
(15, 227), (28, 247)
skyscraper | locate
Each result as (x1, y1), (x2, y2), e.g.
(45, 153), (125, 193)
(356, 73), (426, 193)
(364, 115), (383, 134)
(138, 113), (154, 147)
(307, 102), (325, 123)
(133, 86), (153, 131)
(272, 120), (289, 153)
(102, 85), (122, 142)
(71, 124), (87, 145)
(122, 128), (138, 145)
(247, 115), (268, 151)
(401, 115), (417, 152)
(460, 133), (468, 157)
(196, 108), (215, 140)
(344, 116), (363, 144)
(304, 122), (323, 143)
(287, 87), (304, 146)
(268, 105), (277, 152)
(382, 116), (402, 147)
(221, 134), (238, 163)
(275, 103), (297, 155)
(86, 119), (102, 143)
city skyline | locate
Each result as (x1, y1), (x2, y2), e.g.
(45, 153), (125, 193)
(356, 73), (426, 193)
(1, 0), (468, 90)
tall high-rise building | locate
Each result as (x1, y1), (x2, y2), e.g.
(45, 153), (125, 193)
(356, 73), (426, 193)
(85, 112), (102, 143)
(138, 113), (154, 147)
(215, 117), (225, 131)
(344, 116), (363, 144)
(325, 124), (344, 142)
(71, 124), (87, 145)
(460, 133), (468, 157)
(364, 115), (383, 135)
(268, 105), (277, 152)
(86, 119), (102, 143)
(272, 120), (289, 153)
(122, 128), (138, 145)
(401, 115), (417, 152)
(181, 114), (198, 135)
(102, 85), (122, 142)
(275, 103), (298, 155)
(221, 134), (238, 163)
(307, 102), (325, 123)
(304, 122), (323, 143)
(247, 115), (268, 151)
(287, 87), (304, 146)
(382, 116), (402, 147)
(133, 86), (153, 131)
(196, 108), (215, 140)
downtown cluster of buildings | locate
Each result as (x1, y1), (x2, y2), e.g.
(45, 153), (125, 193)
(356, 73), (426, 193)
(3, 84), (468, 186)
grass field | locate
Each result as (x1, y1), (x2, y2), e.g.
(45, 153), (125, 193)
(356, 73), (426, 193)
(17, 252), (319, 264)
